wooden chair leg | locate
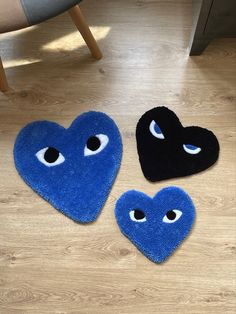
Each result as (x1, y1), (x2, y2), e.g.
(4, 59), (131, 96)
(68, 5), (102, 60)
(0, 57), (9, 92)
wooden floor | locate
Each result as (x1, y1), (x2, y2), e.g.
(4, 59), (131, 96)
(0, 1), (236, 313)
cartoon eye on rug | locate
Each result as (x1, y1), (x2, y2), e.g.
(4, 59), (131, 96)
(162, 209), (182, 223)
(84, 134), (109, 156)
(14, 112), (122, 223)
(136, 106), (220, 181)
(129, 209), (147, 222)
(149, 120), (165, 139)
(183, 144), (201, 155)
(115, 187), (195, 263)
(36, 147), (65, 167)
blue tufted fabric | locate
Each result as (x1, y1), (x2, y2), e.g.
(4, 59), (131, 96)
(14, 112), (122, 223)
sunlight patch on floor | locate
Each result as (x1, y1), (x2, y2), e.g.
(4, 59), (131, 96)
(3, 58), (41, 69)
(42, 26), (110, 51)
(0, 25), (37, 40)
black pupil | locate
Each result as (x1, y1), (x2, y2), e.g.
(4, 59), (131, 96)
(44, 147), (60, 163)
(134, 209), (145, 220)
(166, 210), (176, 220)
(87, 136), (101, 151)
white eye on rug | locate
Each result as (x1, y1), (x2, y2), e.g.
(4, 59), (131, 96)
(163, 210), (182, 223)
(183, 144), (201, 155)
(149, 120), (165, 139)
(129, 209), (147, 222)
(36, 147), (65, 167)
(84, 134), (109, 156)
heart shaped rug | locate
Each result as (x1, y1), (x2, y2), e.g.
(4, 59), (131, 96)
(115, 187), (195, 263)
(14, 112), (122, 223)
(136, 106), (220, 181)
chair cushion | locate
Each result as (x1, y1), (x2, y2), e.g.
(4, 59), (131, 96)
(0, 0), (29, 33)
(0, 0), (81, 33)
(21, 0), (81, 26)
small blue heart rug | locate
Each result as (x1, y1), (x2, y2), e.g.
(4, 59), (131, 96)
(14, 112), (122, 223)
(115, 187), (195, 263)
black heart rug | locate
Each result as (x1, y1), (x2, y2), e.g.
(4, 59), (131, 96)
(136, 106), (220, 182)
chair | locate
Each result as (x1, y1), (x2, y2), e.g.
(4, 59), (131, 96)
(0, 0), (102, 92)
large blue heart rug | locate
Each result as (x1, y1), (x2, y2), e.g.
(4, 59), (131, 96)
(14, 111), (122, 223)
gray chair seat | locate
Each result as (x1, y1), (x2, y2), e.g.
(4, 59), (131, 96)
(0, 0), (81, 33)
